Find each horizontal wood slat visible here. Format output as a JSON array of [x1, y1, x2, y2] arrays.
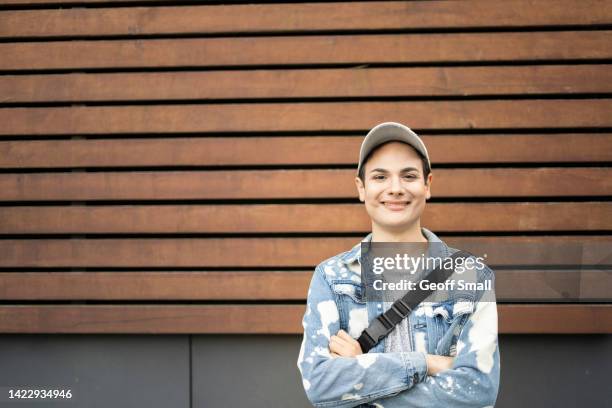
[[0, 271, 312, 300], [0, 304, 609, 333], [0, 270, 609, 301], [495, 270, 612, 301], [3, 65, 612, 103], [2, 100, 611, 135], [0, 305, 303, 334], [0, 237, 351, 268], [0, 168, 609, 201], [2, 1, 612, 37], [2, 134, 611, 168], [0, 0, 169, 3], [0, 203, 610, 233], [1, 31, 611, 71], [0, 236, 609, 268], [499, 304, 612, 333]]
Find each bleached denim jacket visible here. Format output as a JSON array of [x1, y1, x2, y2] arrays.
[[297, 228, 500, 407]]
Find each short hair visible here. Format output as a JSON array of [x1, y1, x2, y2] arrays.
[[357, 141, 431, 185]]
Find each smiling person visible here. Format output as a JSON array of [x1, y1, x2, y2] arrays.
[[297, 122, 500, 407]]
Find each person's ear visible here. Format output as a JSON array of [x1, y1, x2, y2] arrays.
[[425, 172, 433, 200], [355, 176, 365, 202]]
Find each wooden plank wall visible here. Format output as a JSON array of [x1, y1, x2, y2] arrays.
[[0, 0, 611, 333]]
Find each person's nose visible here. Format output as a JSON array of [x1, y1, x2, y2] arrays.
[[389, 175, 404, 195]]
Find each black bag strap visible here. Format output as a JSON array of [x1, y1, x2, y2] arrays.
[[357, 249, 472, 353]]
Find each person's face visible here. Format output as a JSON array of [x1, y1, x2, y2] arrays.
[[355, 141, 432, 232]]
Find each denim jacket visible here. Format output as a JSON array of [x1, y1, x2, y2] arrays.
[[297, 228, 500, 407]]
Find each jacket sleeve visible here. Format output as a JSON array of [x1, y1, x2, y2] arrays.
[[297, 264, 429, 408], [371, 268, 500, 408]]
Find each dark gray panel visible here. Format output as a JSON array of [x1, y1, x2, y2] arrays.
[[192, 335, 312, 408], [193, 334, 612, 408], [1, 334, 609, 407], [496, 334, 612, 408], [0, 335, 189, 408]]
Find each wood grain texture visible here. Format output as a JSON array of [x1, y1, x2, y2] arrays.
[[0, 304, 609, 333], [2, 100, 611, 135], [2, 65, 611, 103], [0, 304, 304, 334], [0, 236, 609, 268], [0, 0, 609, 338], [0, 270, 609, 301], [2, 1, 611, 37], [0, 0, 169, 3], [498, 304, 612, 334], [2, 134, 611, 168], [2, 31, 611, 70], [0, 203, 610, 233], [0, 168, 609, 201]]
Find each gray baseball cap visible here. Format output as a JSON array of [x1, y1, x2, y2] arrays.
[[357, 122, 430, 174]]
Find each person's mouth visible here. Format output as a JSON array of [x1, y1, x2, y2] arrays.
[[382, 201, 410, 211]]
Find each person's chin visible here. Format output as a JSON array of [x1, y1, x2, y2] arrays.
[[368, 207, 416, 227], [376, 215, 414, 230]]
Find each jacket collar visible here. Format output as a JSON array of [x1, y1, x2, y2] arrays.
[[340, 233, 372, 265]]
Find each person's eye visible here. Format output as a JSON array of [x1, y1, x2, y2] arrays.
[[403, 174, 417, 180], [372, 174, 386, 181]]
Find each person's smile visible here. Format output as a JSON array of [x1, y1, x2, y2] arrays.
[[381, 200, 411, 211]]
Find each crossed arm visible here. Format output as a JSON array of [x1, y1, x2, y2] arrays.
[[329, 329, 454, 376], [297, 265, 499, 408]]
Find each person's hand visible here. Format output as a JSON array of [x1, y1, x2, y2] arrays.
[[425, 354, 454, 375], [329, 330, 363, 358]]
